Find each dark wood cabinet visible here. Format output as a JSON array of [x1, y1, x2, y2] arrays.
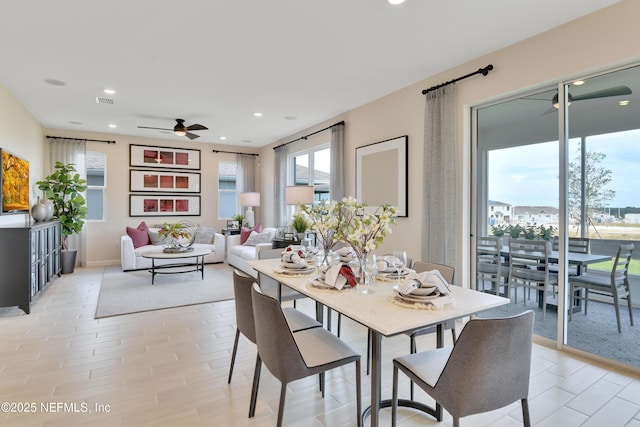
[[0, 221, 61, 314]]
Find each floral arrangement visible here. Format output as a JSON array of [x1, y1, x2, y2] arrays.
[[299, 200, 341, 253], [158, 222, 190, 247], [334, 197, 398, 259]]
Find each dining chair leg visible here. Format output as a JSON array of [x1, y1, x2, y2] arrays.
[[613, 291, 622, 333], [366, 329, 371, 375], [276, 382, 287, 427], [320, 372, 325, 397], [391, 364, 399, 427], [628, 293, 634, 326], [355, 359, 362, 427], [227, 329, 240, 383], [522, 397, 531, 427], [248, 355, 262, 418], [337, 313, 342, 337]]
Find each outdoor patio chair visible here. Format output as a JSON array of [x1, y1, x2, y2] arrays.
[[391, 310, 535, 427], [477, 236, 510, 296], [569, 243, 634, 333]]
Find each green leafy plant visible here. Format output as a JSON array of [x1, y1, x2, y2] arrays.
[[36, 162, 87, 250], [491, 224, 506, 238], [233, 214, 245, 224], [291, 212, 310, 234], [157, 222, 190, 242], [522, 225, 537, 240], [537, 224, 556, 241], [507, 224, 524, 239]]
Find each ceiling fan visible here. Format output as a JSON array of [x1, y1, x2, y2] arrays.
[[138, 119, 208, 140], [525, 85, 632, 115]]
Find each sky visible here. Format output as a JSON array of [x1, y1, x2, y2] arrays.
[[488, 129, 640, 208]]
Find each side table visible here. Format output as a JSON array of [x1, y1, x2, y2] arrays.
[[222, 228, 241, 260], [272, 237, 300, 249]]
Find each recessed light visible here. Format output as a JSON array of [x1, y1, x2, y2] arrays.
[[619, 100, 630, 106], [69, 121, 83, 125], [253, 112, 263, 117], [572, 80, 585, 86], [388, 0, 405, 5], [220, 136, 227, 140], [242, 139, 252, 143], [44, 79, 66, 86], [108, 124, 117, 128], [285, 116, 297, 120], [104, 89, 116, 95]]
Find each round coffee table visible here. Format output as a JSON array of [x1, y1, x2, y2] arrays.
[[142, 247, 212, 284]]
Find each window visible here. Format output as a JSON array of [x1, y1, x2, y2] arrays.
[[86, 151, 106, 221], [289, 145, 330, 204], [218, 161, 238, 219]]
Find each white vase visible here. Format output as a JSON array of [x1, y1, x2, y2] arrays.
[[41, 197, 54, 220], [31, 197, 47, 222]]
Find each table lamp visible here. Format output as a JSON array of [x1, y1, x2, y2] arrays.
[[239, 192, 260, 228]]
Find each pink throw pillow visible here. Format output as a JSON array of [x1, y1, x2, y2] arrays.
[[240, 224, 263, 244], [126, 221, 151, 248]]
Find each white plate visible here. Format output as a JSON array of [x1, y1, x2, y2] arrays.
[[308, 279, 349, 291], [274, 266, 315, 275], [411, 285, 437, 296], [393, 285, 440, 302], [379, 270, 411, 279], [282, 262, 307, 269]]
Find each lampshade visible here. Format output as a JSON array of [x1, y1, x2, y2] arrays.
[[285, 185, 314, 205], [239, 192, 261, 207]]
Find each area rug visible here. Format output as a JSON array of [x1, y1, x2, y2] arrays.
[[95, 264, 234, 318]]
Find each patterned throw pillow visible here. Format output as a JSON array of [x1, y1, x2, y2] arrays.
[[194, 224, 217, 244], [243, 230, 273, 246], [126, 221, 151, 249]]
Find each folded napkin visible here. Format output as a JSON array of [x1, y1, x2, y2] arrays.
[[376, 255, 402, 272], [321, 264, 357, 290], [281, 251, 306, 267], [400, 270, 451, 295], [335, 247, 356, 260]]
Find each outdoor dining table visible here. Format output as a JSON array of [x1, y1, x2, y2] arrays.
[[248, 258, 509, 427]]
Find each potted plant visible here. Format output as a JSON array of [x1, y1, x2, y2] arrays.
[[233, 213, 246, 227], [36, 162, 87, 274], [522, 225, 537, 240], [157, 222, 190, 250], [291, 212, 310, 241]]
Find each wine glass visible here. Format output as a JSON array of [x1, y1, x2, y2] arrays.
[[392, 250, 407, 272], [360, 253, 377, 294]]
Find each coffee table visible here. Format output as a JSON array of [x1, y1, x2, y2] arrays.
[[142, 247, 212, 284]]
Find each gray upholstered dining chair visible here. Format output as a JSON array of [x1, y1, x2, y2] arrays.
[[391, 310, 535, 427], [256, 247, 307, 305], [250, 283, 362, 427], [569, 243, 634, 333], [227, 270, 321, 418]]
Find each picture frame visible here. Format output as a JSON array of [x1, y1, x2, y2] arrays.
[[226, 220, 240, 230], [129, 169, 201, 193], [356, 135, 408, 217], [129, 195, 201, 217], [284, 232, 295, 241], [130, 144, 201, 170]]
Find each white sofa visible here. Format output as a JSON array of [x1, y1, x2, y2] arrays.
[[121, 232, 225, 271], [227, 227, 277, 277]]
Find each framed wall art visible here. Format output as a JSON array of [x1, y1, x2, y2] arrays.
[[356, 135, 408, 217], [129, 195, 201, 217], [130, 169, 201, 193], [130, 144, 201, 170]]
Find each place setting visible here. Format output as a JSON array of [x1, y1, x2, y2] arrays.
[[272, 247, 316, 276], [306, 264, 357, 292], [375, 251, 413, 281], [390, 269, 455, 310]]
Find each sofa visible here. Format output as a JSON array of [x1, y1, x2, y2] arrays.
[[121, 223, 225, 271], [227, 227, 277, 277]]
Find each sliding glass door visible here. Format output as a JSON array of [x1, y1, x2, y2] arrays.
[[474, 65, 640, 368]]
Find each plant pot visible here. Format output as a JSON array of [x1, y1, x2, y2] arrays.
[[61, 250, 77, 274]]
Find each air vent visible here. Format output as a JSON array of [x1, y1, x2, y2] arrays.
[[95, 97, 114, 104]]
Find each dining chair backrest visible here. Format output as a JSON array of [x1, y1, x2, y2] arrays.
[[250, 283, 310, 383], [612, 243, 634, 285], [412, 261, 455, 284], [553, 236, 590, 253], [435, 310, 534, 417], [509, 238, 553, 279], [232, 269, 257, 344]]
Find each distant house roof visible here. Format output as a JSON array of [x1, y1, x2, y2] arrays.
[[513, 206, 559, 215], [488, 200, 512, 207], [295, 164, 330, 183]]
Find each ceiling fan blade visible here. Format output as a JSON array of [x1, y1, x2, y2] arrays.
[[572, 85, 632, 101], [185, 132, 200, 140], [138, 126, 172, 131], [541, 106, 558, 116], [186, 123, 207, 131]]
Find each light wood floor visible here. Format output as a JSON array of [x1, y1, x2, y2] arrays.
[[1, 266, 640, 426]]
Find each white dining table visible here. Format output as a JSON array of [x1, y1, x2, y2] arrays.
[[248, 258, 510, 426]]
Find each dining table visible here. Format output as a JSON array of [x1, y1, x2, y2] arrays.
[[248, 258, 510, 427]]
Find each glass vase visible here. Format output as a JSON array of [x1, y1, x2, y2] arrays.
[[358, 252, 375, 293]]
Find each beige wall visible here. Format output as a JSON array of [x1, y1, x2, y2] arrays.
[[2, 1, 640, 274], [260, 0, 640, 283], [0, 84, 44, 227]]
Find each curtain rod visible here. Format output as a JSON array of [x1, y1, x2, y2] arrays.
[[46, 135, 116, 144], [212, 149, 259, 157], [421, 64, 494, 95], [272, 120, 345, 150]]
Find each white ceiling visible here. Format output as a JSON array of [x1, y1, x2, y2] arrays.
[[0, 0, 622, 147]]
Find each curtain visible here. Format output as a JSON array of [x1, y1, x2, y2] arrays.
[[274, 145, 288, 226], [422, 85, 458, 267], [236, 153, 256, 192], [330, 123, 345, 201], [46, 137, 87, 267]]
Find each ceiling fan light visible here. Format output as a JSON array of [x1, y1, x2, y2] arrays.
[[174, 129, 186, 136], [552, 93, 573, 109]]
